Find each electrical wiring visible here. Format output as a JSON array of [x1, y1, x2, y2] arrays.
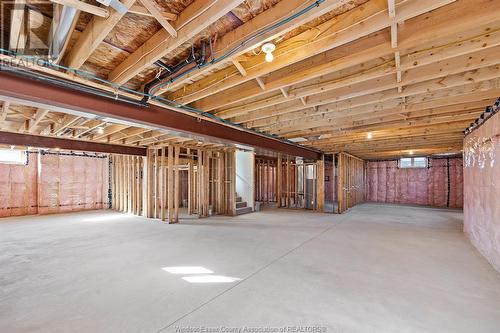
[[153, 0, 327, 91], [0, 0, 329, 149], [0, 48, 312, 147]]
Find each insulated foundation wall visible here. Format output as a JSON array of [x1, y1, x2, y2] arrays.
[[0, 152, 109, 218], [0, 153, 38, 217], [365, 158, 463, 208], [463, 110, 500, 273]]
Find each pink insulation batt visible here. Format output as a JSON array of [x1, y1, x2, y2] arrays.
[[0, 153, 38, 217], [463, 110, 500, 273], [365, 158, 463, 208], [0, 152, 109, 218]]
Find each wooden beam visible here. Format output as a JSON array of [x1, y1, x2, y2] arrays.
[[0, 102, 9, 122], [232, 60, 247, 76], [73, 119, 102, 138], [256, 77, 266, 90], [192, 0, 500, 113], [9, 0, 26, 51], [52, 115, 80, 135], [387, 0, 396, 18], [108, 127, 150, 143], [167, 145, 174, 223], [174, 145, 180, 223], [93, 124, 128, 141], [280, 87, 289, 99], [233, 51, 500, 126], [50, 0, 109, 17], [64, 0, 136, 69], [0, 131, 147, 155], [108, 0, 244, 85], [158, 0, 352, 96], [0, 70, 320, 159], [129, 4, 177, 19], [28, 108, 49, 133], [174, 0, 455, 107], [138, 0, 177, 37]]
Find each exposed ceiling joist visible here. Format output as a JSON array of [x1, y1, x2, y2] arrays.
[[0, 71, 321, 159], [156, 0, 354, 95], [0, 102, 9, 122], [208, 0, 500, 116], [64, 0, 136, 69], [28, 109, 50, 133], [50, 0, 109, 18], [174, 0, 455, 107], [138, 0, 177, 37], [108, 0, 244, 85]]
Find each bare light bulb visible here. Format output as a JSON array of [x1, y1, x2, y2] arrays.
[[261, 42, 276, 63], [409, 150, 414, 155], [367, 132, 373, 139]]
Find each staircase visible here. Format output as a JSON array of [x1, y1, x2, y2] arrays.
[[236, 194, 252, 215]]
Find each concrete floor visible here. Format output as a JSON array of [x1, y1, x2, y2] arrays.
[[1, 204, 500, 333]]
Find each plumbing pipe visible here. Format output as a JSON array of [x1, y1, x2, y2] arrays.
[[49, 6, 78, 62]]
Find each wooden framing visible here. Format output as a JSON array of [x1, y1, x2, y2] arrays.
[[138, 0, 177, 37], [111, 146, 238, 222], [9, 0, 26, 51], [50, 0, 109, 18], [3, 0, 500, 179], [111, 154, 145, 216], [316, 157, 325, 212], [64, 0, 136, 69], [335, 152, 365, 213], [255, 157, 277, 204], [108, 0, 244, 84]]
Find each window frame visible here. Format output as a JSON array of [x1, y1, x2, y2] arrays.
[[398, 156, 428, 169], [0, 149, 28, 165]]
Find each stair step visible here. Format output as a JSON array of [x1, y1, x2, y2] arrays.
[[236, 206, 252, 215], [236, 201, 247, 208]]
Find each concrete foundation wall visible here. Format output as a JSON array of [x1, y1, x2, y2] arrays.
[[463, 110, 500, 273], [365, 158, 463, 208], [0, 152, 109, 218]]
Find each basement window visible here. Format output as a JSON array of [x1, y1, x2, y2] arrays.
[[399, 157, 427, 169], [0, 149, 27, 165]]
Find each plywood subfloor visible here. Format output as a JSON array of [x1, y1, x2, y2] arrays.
[[1, 204, 499, 332]]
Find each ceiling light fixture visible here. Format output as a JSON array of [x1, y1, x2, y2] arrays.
[[261, 42, 276, 63], [367, 132, 373, 139], [409, 150, 414, 155]]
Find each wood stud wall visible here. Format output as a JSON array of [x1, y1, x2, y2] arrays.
[[111, 147, 237, 223], [111, 154, 143, 216], [336, 152, 365, 213], [256, 154, 322, 211], [255, 157, 277, 203]]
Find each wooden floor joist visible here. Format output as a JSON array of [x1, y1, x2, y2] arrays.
[[2, 0, 499, 196]]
